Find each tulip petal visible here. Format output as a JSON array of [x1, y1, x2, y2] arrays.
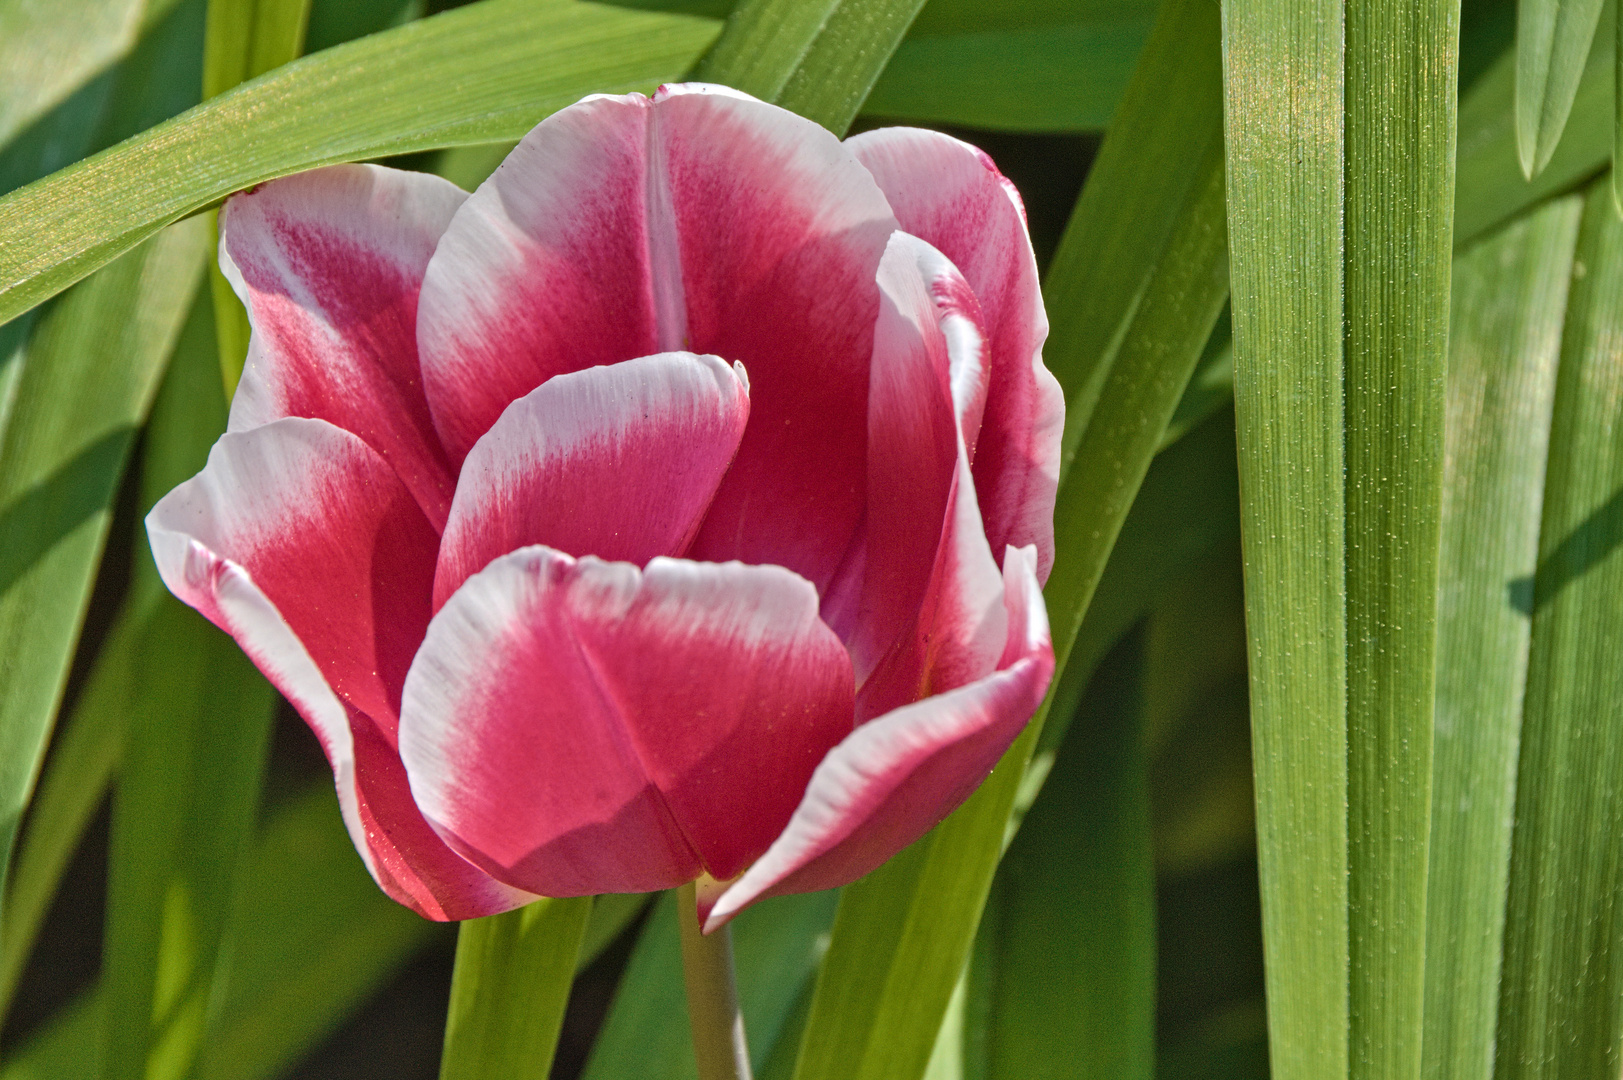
[[220, 164, 467, 529], [854, 232, 1007, 721], [433, 352, 750, 609], [417, 83, 897, 593], [705, 545, 1053, 930], [400, 547, 856, 896], [146, 418, 531, 920], [847, 129, 1063, 581]]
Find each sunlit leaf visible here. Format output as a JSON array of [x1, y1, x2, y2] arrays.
[[1221, 0, 1349, 1072], [1422, 193, 1582, 1080], [1515, 0, 1604, 177], [1495, 177, 1623, 1080]]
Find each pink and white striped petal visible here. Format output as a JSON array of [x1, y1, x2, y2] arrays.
[[853, 232, 1006, 722], [400, 547, 856, 895], [220, 165, 466, 529], [417, 84, 897, 594], [705, 545, 1053, 930], [847, 129, 1063, 581], [145, 419, 531, 920], [433, 352, 750, 609]]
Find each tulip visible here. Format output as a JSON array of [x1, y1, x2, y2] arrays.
[[147, 83, 1061, 929]]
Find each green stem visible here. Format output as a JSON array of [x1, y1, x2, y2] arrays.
[[677, 881, 752, 1080]]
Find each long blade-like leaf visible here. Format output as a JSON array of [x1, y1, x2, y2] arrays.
[[1422, 195, 1581, 1080], [1495, 177, 1623, 1080], [438, 899, 593, 1080], [0, 0, 144, 150], [981, 633, 1152, 1080], [1221, 0, 1348, 1075], [100, 278, 279, 1080], [0, 218, 207, 916], [0, 0, 721, 328], [1343, 0, 1457, 1075], [1455, 7, 1612, 248], [1515, 0, 1604, 177]]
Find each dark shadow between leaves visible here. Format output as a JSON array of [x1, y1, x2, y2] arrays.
[[0, 428, 135, 596], [1508, 482, 1623, 615]]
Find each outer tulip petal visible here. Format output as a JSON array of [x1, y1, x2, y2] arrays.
[[846, 129, 1063, 581], [146, 418, 531, 920], [400, 547, 856, 895], [854, 232, 1007, 721], [418, 83, 897, 593], [220, 164, 467, 529], [705, 545, 1053, 930], [433, 352, 750, 609]]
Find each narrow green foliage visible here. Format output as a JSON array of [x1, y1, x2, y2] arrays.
[[1495, 178, 1623, 1080], [1456, 8, 1612, 247], [1343, 1, 1458, 1075], [981, 632, 1153, 1080], [0, 0, 145, 149], [1423, 195, 1581, 1080], [204, 0, 311, 97], [0, 600, 137, 1023], [1516, 0, 1605, 177], [2, 784, 442, 1080], [1043, 0, 1226, 475], [0, 0, 722, 327], [101, 603, 277, 1080], [101, 279, 281, 1080], [1220, 0, 1348, 1075], [0, 219, 207, 919], [583, 891, 837, 1080], [439, 898, 592, 1080], [694, 0, 927, 134]]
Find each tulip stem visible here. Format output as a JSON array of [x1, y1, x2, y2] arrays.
[[677, 881, 753, 1080]]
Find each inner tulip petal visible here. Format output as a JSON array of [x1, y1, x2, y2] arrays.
[[417, 83, 898, 595], [400, 547, 856, 896], [433, 352, 751, 609], [847, 128, 1063, 581]]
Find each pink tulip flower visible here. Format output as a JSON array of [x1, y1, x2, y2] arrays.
[[147, 84, 1061, 928]]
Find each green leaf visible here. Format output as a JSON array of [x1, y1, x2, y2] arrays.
[[204, 0, 312, 97], [439, 899, 593, 1080], [0, 0, 722, 328], [582, 890, 837, 1080], [1422, 195, 1582, 1080], [787, 3, 1225, 1076], [862, 21, 1150, 133], [0, 218, 207, 920], [100, 277, 279, 1080], [196, 785, 442, 1080], [0, 0, 145, 150], [1494, 177, 1623, 1080], [1042, 0, 1225, 476], [979, 631, 1152, 1080], [1220, 0, 1349, 1074], [1455, 5, 1612, 248], [693, 0, 926, 133], [1343, 3, 1457, 1079], [1515, 0, 1605, 177]]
